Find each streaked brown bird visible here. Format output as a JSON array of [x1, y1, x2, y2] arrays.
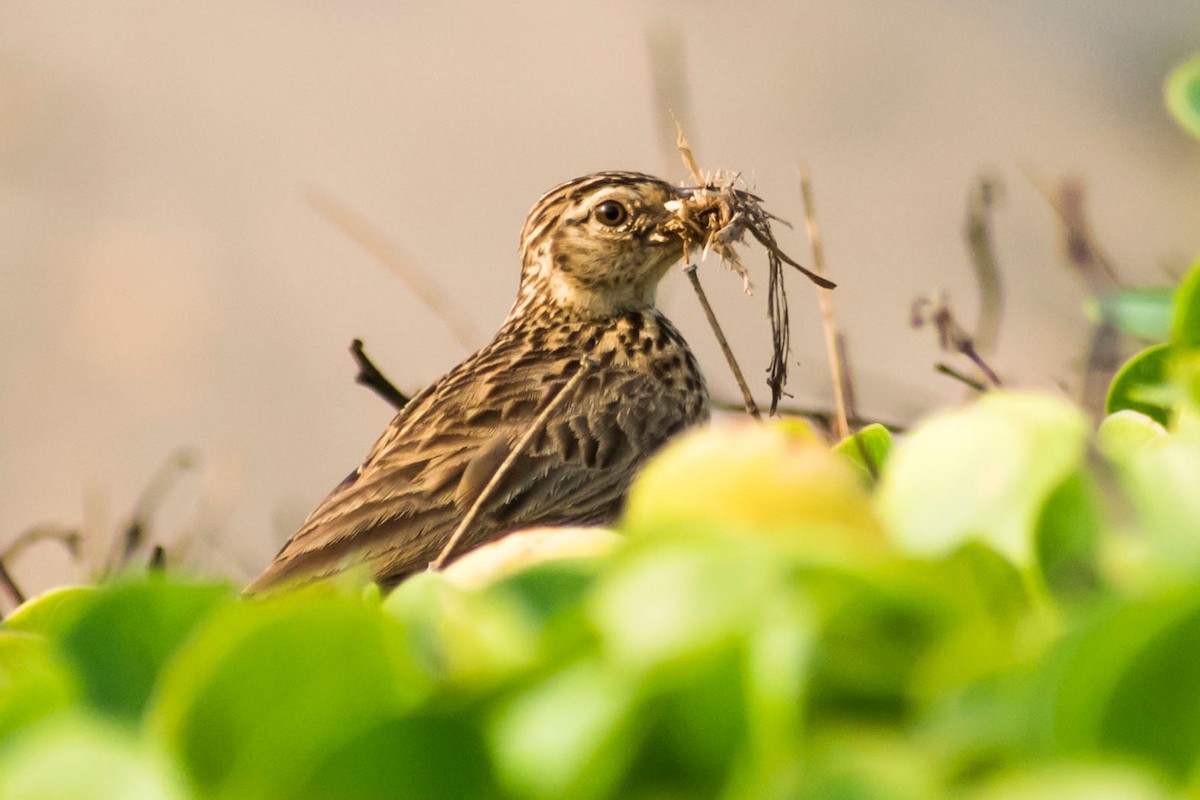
[[247, 172, 709, 593]]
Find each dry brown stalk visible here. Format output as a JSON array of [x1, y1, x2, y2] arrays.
[[684, 265, 761, 418], [799, 163, 851, 440]]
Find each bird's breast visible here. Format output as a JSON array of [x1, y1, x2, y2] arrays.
[[589, 311, 709, 421]]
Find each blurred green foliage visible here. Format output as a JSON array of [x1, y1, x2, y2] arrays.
[[0, 260, 1196, 799], [1166, 52, 1200, 141], [0, 60, 1198, 799]]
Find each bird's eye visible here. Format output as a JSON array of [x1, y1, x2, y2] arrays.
[[593, 200, 629, 227]]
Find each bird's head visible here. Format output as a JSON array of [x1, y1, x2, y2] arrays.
[[514, 171, 690, 317]]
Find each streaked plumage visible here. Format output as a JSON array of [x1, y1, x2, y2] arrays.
[[248, 172, 709, 592]]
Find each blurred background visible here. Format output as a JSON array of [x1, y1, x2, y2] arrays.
[[2, 0, 1198, 593]]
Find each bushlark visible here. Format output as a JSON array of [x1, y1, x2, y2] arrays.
[[248, 172, 710, 592]]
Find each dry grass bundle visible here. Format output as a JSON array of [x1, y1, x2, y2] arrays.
[[664, 124, 835, 413]]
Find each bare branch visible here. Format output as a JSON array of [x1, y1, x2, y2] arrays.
[[350, 338, 411, 411], [912, 294, 1003, 388]]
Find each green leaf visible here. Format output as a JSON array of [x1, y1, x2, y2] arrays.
[[150, 591, 428, 800], [876, 392, 1088, 564], [489, 658, 641, 800], [1120, 432, 1200, 573], [491, 559, 601, 629], [1097, 410, 1167, 463], [1165, 53, 1200, 141], [808, 571, 951, 721], [588, 541, 783, 673], [968, 764, 1171, 800], [1032, 471, 1105, 602], [1171, 260, 1200, 349], [298, 710, 499, 800], [3, 586, 99, 639], [619, 647, 752, 798], [1084, 288, 1175, 341], [0, 634, 78, 744], [808, 546, 1028, 722], [383, 571, 541, 686], [1044, 588, 1200, 780], [54, 578, 233, 722], [834, 423, 893, 482], [0, 715, 187, 800], [624, 421, 885, 564], [802, 729, 941, 800], [1105, 344, 1173, 427]]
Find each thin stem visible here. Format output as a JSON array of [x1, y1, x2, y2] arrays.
[[684, 264, 761, 419], [799, 163, 850, 440], [429, 360, 595, 570], [935, 362, 988, 392]]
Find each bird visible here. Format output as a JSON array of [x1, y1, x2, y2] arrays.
[[247, 171, 710, 593]]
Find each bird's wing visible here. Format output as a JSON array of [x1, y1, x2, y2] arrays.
[[246, 363, 695, 592]]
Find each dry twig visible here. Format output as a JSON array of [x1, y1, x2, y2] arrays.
[[351, 338, 411, 411], [912, 294, 1003, 388], [684, 265, 761, 418]]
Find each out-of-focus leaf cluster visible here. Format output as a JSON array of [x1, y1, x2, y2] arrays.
[[0, 260, 1198, 799]]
